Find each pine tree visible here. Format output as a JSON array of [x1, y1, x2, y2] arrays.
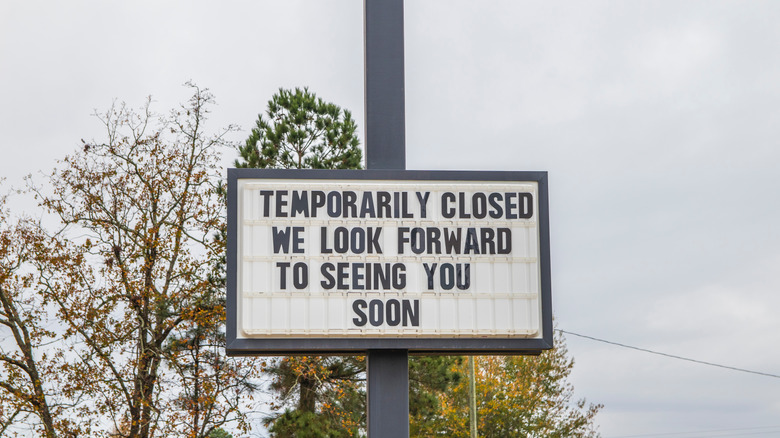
[[237, 87, 365, 437], [409, 356, 463, 433], [236, 87, 362, 170]]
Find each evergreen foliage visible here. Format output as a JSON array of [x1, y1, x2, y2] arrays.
[[236, 87, 366, 436], [409, 357, 462, 424], [209, 428, 234, 438], [236, 87, 362, 170], [263, 356, 366, 437]]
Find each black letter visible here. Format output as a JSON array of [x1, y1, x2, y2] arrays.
[[423, 263, 437, 290], [456, 263, 470, 290], [403, 300, 420, 327], [368, 227, 383, 254], [337, 262, 349, 290], [518, 193, 533, 219], [360, 192, 376, 218], [443, 228, 462, 254], [259, 190, 273, 217], [377, 192, 391, 218], [352, 300, 367, 326], [392, 263, 407, 289], [411, 227, 425, 254], [369, 300, 384, 326], [343, 191, 358, 217], [327, 192, 342, 217], [291, 191, 309, 217], [311, 191, 326, 217], [441, 192, 455, 218], [292, 227, 305, 254], [480, 228, 496, 254], [373, 263, 390, 290], [488, 193, 503, 218], [334, 227, 349, 253], [386, 299, 401, 326], [464, 228, 480, 254], [320, 263, 335, 289], [320, 227, 332, 253], [397, 227, 410, 254], [275, 190, 288, 217], [416, 191, 430, 218], [505, 193, 518, 219], [352, 263, 365, 290], [458, 192, 471, 219], [440, 263, 454, 290], [426, 227, 442, 254], [293, 262, 308, 289], [472, 193, 487, 219], [272, 227, 292, 254], [276, 262, 290, 289], [350, 227, 365, 254], [401, 192, 413, 218], [498, 228, 512, 254]]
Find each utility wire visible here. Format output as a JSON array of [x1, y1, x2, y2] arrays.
[[607, 424, 780, 438], [556, 329, 780, 379]]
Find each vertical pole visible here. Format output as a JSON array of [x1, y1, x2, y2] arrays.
[[367, 350, 409, 438], [469, 356, 478, 438], [364, 0, 406, 170], [364, 0, 408, 437]]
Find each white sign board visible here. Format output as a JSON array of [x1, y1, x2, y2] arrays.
[[228, 170, 551, 353]]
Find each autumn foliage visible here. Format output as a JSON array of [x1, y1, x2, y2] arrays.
[[0, 192, 66, 437], [0, 85, 258, 437], [411, 334, 602, 437]]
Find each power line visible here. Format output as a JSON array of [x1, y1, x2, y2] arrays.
[[607, 424, 780, 438], [556, 329, 780, 379]]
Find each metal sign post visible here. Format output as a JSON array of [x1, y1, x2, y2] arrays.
[[364, 0, 406, 171], [364, 0, 409, 436]]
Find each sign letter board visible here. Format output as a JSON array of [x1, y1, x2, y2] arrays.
[[226, 169, 552, 355]]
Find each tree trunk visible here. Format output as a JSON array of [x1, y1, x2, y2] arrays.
[[298, 377, 318, 413]]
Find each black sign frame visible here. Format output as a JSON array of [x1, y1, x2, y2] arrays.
[[226, 168, 552, 355]]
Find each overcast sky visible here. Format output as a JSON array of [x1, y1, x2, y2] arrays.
[[2, 1, 780, 437]]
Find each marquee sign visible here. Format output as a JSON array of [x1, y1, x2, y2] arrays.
[[226, 169, 552, 354]]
